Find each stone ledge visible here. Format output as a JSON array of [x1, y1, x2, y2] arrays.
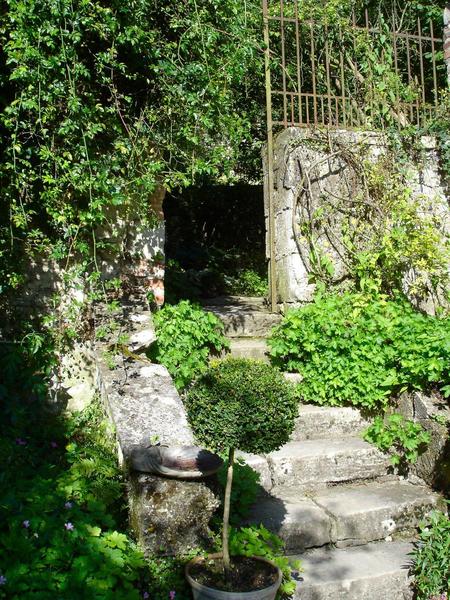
[[93, 301, 219, 555]]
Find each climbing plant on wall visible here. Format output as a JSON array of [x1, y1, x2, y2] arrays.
[[0, 0, 263, 301]]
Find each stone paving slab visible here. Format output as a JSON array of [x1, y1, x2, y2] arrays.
[[250, 481, 442, 552], [293, 541, 414, 600], [205, 306, 281, 337], [97, 360, 194, 464], [246, 493, 332, 552], [267, 439, 389, 487], [292, 405, 371, 441], [312, 480, 444, 547], [229, 338, 269, 361]]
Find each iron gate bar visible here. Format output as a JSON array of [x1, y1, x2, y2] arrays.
[[262, 0, 277, 313]]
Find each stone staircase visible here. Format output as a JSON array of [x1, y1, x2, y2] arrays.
[[204, 297, 445, 600]]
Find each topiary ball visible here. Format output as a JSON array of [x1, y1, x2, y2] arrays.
[[184, 357, 298, 455]]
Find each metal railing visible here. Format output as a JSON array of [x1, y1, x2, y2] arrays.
[[262, 2, 447, 312], [263, 2, 446, 131]]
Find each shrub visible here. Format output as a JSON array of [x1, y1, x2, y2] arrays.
[[185, 358, 298, 455], [268, 292, 450, 409], [411, 509, 450, 600], [148, 301, 229, 390], [185, 357, 298, 577]]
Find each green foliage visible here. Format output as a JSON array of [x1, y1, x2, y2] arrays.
[[0, 0, 263, 299], [364, 414, 431, 467], [185, 357, 298, 454], [411, 509, 450, 600], [217, 457, 261, 525], [148, 301, 229, 390], [0, 347, 143, 598], [229, 526, 302, 598], [269, 292, 450, 409], [225, 269, 268, 297]]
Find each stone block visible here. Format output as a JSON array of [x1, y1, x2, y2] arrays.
[[129, 473, 220, 556], [267, 440, 389, 488], [396, 391, 450, 491], [312, 480, 443, 546], [291, 405, 370, 441], [97, 360, 194, 461], [229, 338, 269, 361], [247, 491, 332, 552], [237, 452, 273, 491], [294, 541, 414, 600]]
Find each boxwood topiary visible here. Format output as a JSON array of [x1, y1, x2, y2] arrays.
[[184, 357, 298, 579]]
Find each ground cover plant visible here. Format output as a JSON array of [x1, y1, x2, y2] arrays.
[[268, 291, 450, 409], [184, 357, 298, 593], [148, 300, 229, 390], [363, 413, 431, 469], [0, 342, 194, 599], [411, 508, 450, 600]]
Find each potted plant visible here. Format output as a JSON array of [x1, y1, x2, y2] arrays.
[[184, 357, 298, 599]]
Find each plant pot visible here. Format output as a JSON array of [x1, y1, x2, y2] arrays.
[[185, 553, 282, 600]]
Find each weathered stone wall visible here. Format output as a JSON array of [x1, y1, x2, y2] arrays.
[[4, 188, 166, 333], [93, 302, 220, 556], [396, 391, 450, 493], [264, 128, 450, 311]]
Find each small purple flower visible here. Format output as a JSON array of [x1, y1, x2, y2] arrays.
[[15, 438, 27, 446], [22, 520, 30, 529], [169, 592, 176, 600], [64, 522, 75, 531], [0, 575, 6, 585], [50, 441, 58, 448], [143, 593, 150, 599], [64, 502, 73, 510]]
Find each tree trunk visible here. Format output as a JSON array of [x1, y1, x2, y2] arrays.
[[222, 447, 235, 576]]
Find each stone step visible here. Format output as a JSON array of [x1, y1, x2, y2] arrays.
[[292, 540, 414, 600], [202, 296, 268, 310], [205, 306, 281, 337], [228, 338, 269, 361], [292, 404, 371, 441], [246, 480, 442, 553], [267, 439, 389, 488]]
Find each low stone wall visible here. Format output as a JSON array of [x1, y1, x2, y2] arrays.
[[93, 302, 220, 556]]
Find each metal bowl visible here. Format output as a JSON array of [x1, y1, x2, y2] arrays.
[[129, 445, 223, 479]]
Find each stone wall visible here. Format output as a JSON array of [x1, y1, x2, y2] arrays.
[[93, 302, 220, 556], [263, 128, 450, 311], [4, 188, 166, 333]]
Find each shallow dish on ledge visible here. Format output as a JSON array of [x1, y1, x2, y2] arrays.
[[129, 445, 223, 479]]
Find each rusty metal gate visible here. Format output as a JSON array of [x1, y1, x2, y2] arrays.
[[262, 1, 447, 311]]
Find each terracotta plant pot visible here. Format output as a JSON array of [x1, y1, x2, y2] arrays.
[[185, 553, 283, 600]]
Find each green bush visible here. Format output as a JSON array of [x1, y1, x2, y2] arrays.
[[411, 509, 450, 600], [184, 358, 298, 455], [268, 292, 450, 409], [148, 301, 229, 390]]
